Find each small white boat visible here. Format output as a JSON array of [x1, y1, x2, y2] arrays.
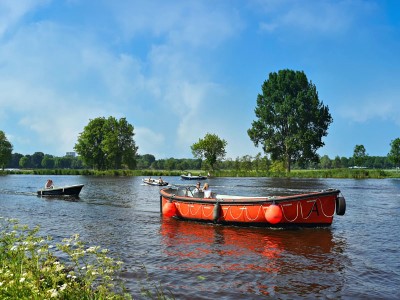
[[180, 174, 207, 180], [142, 178, 168, 186]]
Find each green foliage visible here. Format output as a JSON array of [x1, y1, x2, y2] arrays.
[[74, 117, 138, 170], [31, 152, 44, 168], [248, 69, 332, 173], [269, 160, 284, 172], [0, 218, 131, 299], [19, 156, 30, 168], [388, 138, 400, 168], [41, 154, 55, 169], [136, 154, 156, 169], [0, 130, 13, 170], [353, 144, 367, 167], [191, 133, 227, 171]]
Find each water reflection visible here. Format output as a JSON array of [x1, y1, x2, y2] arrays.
[[160, 218, 347, 298]]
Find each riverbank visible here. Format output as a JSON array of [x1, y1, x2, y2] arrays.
[[1, 168, 399, 179], [0, 218, 132, 299]]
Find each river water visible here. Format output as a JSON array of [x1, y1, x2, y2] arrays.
[[1, 175, 399, 299]]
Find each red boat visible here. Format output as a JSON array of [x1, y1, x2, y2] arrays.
[[159, 187, 346, 227]]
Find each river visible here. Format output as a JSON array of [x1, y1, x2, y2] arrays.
[[1, 175, 399, 299]]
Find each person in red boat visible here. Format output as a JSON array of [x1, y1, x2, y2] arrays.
[[203, 183, 212, 198], [193, 182, 201, 194]]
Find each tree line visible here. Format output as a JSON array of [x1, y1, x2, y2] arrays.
[[1, 69, 400, 172], [2, 138, 399, 172]]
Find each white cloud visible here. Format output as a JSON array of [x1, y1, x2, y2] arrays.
[[255, 0, 376, 35], [0, 13, 159, 154], [0, 0, 48, 37], [135, 127, 165, 157], [108, 1, 242, 48], [338, 90, 400, 125]]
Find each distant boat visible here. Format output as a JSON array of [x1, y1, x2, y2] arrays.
[[142, 178, 168, 186], [37, 184, 84, 197], [180, 174, 207, 180], [160, 186, 346, 227]]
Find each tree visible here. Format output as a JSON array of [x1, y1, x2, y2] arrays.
[[55, 156, 72, 169], [191, 133, 227, 171], [320, 155, 332, 169], [101, 117, 138, 169], [353, 144, 367, 167], [333, 156, 342, 168], [19, 156, 30, 168], [0, 130, 13, 170], [341, 157, 349, 168], [8, 153, 23, 168], [41, 155, 55, 169], [74, 117, 138, 170], [31, 152, 44, 168], [248, 69, 332, 173], [136, 154, 156, 169], [388, 138, 400, 168], [75, 117, 107, 169]]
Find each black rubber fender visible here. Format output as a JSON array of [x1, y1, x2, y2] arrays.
[[336, 196, 346, 215], [213, 202, 221, 223]]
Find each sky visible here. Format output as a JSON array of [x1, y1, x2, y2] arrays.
[[1, 0, 399, 160]]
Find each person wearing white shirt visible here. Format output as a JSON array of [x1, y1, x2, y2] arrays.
[[203, 183, 212, 198]]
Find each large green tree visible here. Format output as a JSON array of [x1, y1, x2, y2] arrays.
[[191, 133, 227, 171], [248, 69, 332, 172], [388, 138, 400, 168], [74, 117, 138, 170], [353, 144, 367, 167], [0, 130, 13, 170]]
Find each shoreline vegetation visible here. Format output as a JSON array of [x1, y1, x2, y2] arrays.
[[0, 218, 172, 299], [1, 168, 399, 179]]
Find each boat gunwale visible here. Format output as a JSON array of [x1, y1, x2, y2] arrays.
[[37, 184, 85, 192], [37, 184, 84, 196], [160, 188, 340, 205]]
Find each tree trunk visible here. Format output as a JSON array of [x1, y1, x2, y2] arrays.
[[286, 155, 291, 173]]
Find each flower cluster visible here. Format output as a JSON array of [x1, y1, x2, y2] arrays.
[[0, 217, 131, 299]]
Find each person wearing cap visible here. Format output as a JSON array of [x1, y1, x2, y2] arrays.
[[193, 182, 201, 194]]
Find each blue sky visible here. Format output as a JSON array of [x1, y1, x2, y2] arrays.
[[1, 0, 399, 160]]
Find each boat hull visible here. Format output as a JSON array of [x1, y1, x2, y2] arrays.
[[142, 179, 168, 186], [37, 184, 84, 196], [160, 188, 345, 227], [180, 175, 207, 180]]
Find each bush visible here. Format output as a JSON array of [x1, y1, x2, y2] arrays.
[[0, 217, 131, 299]]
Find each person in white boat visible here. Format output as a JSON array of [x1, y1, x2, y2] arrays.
[[158, 177, 164, 184], [45, 179, 54, 189], [203, 183, 212, 198]]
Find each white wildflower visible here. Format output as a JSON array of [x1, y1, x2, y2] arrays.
[[49, 288, 58, 298], [87, 246, 99, 253]]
